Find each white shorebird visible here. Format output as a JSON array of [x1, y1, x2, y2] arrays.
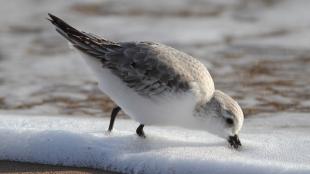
[[48, 14, 244, 149]]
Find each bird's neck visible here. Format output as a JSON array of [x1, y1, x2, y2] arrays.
[[180, 98, 221, 133]]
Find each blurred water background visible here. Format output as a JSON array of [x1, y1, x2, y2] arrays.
[[0, 0, 309, 117]]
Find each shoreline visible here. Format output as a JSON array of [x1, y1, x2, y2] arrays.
[[0, 160, 119, 174]]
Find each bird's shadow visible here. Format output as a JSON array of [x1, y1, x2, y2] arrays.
[[24, 129, 225, 155], [92, 131, 225, 153]]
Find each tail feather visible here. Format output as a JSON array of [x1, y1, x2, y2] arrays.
[[47, 13, 120, 56], [48, 13, 84, 42]]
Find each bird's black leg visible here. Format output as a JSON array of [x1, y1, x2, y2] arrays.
[[108, 106, 121, 132], [136, 124, 146, 138]]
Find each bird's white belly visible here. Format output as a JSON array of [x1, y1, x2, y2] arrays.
[[81, 55, 197, 126]]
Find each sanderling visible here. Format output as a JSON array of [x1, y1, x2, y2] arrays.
[[48, 14, 244, 149]]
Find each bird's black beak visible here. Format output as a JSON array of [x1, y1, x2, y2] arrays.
[[228, 135, 242, 149]]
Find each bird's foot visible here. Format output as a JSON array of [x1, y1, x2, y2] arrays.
[[136, 124, 146, 138], [104, 130, 112, 136]]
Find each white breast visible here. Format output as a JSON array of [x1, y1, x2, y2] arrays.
[[80, 54, 198, 127]]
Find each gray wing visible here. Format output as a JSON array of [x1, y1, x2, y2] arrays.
[[48, 14, 206, 97], [102, 42, 191, 96]]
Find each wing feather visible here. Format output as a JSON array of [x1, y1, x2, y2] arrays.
[[48, 14, 206, 97]]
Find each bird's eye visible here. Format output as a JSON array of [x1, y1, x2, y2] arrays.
[[226, 118, 234, 125]]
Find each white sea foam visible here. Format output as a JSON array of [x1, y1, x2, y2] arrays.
[[0, 113, 309, 174]]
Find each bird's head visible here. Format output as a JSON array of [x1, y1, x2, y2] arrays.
[[196, 90, 244, 149]]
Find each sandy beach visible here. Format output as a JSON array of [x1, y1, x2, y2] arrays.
[[0, 160, 118, 174]]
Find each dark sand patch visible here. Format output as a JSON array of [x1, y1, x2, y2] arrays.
[[0, 160, 120, 174]]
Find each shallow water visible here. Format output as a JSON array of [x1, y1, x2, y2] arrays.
[[0, 0, 309, 117]]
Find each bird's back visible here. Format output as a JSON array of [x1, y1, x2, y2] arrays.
[[114, 42, 215, 101], [48, 14, 214, 103]]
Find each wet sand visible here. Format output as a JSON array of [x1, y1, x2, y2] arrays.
[[0, 160, 118, 174]]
